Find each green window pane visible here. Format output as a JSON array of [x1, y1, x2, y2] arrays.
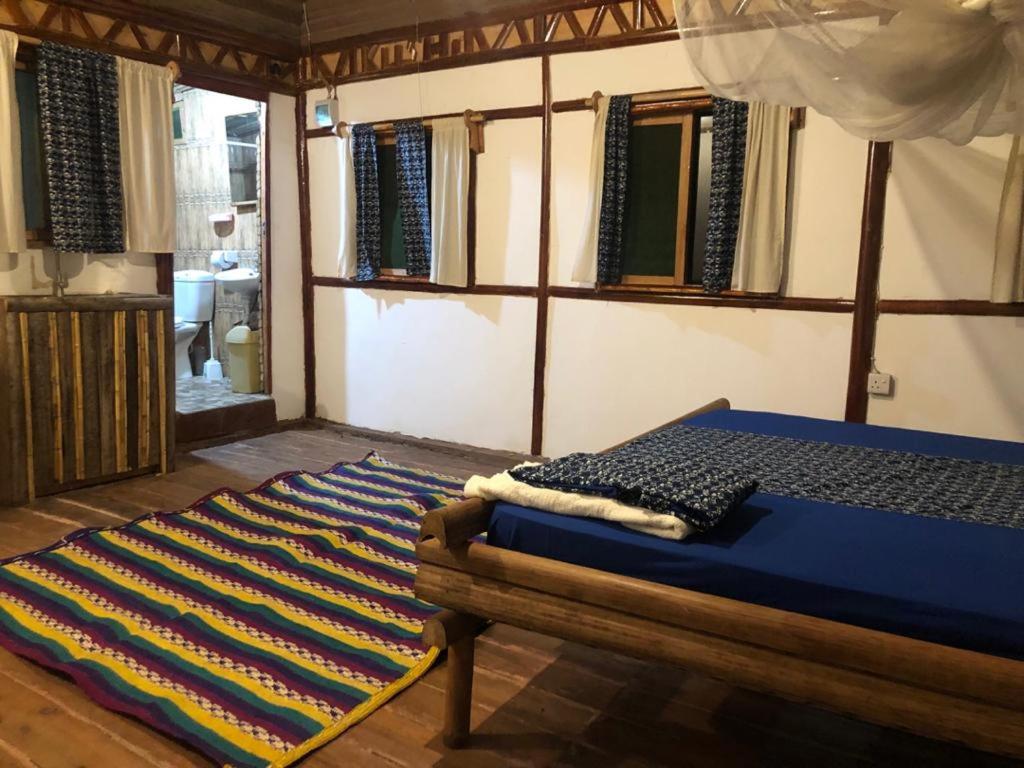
[[377, 143, 406, 271], [620, 122, 683, 278], [172, 105, 184, 140], [15, 70, 46, 232], [378, 134, 431, 272]]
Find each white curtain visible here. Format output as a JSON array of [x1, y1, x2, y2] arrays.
[[992, 134, 1024, 302], [571, 96, 610, 285], [117, 57, 175, 252], [430, 117, 470, 287], [335, 133, 358, 279], [732, 103, 791, 293], [675, 0, 1024, 145], [0, 31, 25, 254]]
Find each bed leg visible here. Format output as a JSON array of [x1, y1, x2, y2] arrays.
[[443, 633, 475, 748]]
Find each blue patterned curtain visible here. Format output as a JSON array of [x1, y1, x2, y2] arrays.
[[393, 119, 431, 276], [37, 42, 123, 253], [702, 97, 749, 294], [596, 95, 632, 285], [351, 124, 381, 281]]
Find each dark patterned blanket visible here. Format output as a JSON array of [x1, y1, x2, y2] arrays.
[[511, 425, 1024, 531]]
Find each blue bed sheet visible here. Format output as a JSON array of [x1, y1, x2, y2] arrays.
[[487, 411, 1024, 660]]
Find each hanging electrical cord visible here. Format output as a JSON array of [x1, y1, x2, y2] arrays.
[[301, 1, 334, 98], [411, 0, 424, 120]]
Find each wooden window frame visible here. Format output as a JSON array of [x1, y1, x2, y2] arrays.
[[616, 98, 709, 291], [373, 131, 429, 283], [610, 98, 798, 298], [619, 109, 701, 289], [370, 127, 479, 286]]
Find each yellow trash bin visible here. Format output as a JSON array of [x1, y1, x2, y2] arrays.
[[225, 325, 261, 393]]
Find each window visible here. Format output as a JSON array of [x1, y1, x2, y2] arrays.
[[377, 132, 432, 279], [224, 111, 260, 206], [14, 66, 48, 243], [619, 103, 712, 288], [172, 102, 185, 143]]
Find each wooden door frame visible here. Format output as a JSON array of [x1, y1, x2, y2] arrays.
[[173, 74, 274, 398]]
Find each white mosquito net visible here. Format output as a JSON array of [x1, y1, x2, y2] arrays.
[[674, 0, 1023, 144]]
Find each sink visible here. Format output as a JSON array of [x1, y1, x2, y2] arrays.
[[214, 268, 260, 298]]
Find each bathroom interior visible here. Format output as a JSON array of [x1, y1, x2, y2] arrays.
[[171, 84, 271, 418]]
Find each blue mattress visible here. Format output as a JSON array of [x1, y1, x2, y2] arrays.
[[488, 411, 1024, 660]]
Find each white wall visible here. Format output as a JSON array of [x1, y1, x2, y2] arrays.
[[548, 50, 866, 299], [305, 58, 542, 130], [864, 135, 1024, 441], [549, 41, 698, 101], [474, 118, 543, 287], [784, 111, 867, 299], [306, 58, 546, 452], [870, 314, 1024, 441], [544, 299, 852, 456], [314, 287, 535, 452], [542, 43, 861, 455], [308, 136, 344, 279], [0, 251, 156, 296], [309, 117, 544, 286], [303, 38, 1022, 455], [305, 41, 869, 455], [880, 135, 1012, 302], [268, 93, 305, 421]]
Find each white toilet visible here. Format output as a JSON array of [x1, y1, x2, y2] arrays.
[[173, 270, 215, 380]]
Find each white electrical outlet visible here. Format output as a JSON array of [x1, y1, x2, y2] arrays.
[[867, 372, 894, 396]]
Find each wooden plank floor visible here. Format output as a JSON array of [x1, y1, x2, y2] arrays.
[[0, 427, 1017, 768]]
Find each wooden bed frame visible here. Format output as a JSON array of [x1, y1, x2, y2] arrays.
[[414, 399, 1024, 758]]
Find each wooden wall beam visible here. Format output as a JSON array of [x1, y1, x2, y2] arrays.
[[845, 141, 893, 423], [54, 0, 297, 59], [155, 253, 173, 297], [297, 92, 316, 420], [301, 0, 679, 89], [0, 0, 296, 93], [877, 299, 1024, 317], [531, 55, 553, 457], [550, 286, 854, 313]]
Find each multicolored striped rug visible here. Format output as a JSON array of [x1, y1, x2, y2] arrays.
[[0, 453, 464, 767]]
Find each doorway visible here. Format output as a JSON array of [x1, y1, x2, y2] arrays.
[[171, 82, 275, 440]]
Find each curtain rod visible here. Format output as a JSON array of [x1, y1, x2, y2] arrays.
[[11, 32, 180, 80], [334, 109, 485, 137], [582, 87, 710, 111]]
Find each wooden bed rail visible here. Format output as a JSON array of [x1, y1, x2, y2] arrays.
[[415, 542, 1024, 757], [416, 537, 1024, 716], [418, 497, 494, 549]]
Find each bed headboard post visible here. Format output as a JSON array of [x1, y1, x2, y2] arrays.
[[418, 497, 495, 549]]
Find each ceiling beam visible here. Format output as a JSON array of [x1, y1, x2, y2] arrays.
[[0, 0, 297, 93], [54, 0, 300, 59], [301, 0, 679, 89]]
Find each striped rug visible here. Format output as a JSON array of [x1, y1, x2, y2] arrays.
[[0, 453, 464, 767]]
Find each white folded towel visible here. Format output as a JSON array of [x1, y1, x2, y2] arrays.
[[464, 463, 694, 541]]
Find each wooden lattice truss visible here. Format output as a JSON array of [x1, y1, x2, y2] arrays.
[[0, 0, 296, 92], [303, 0, 683, 87]]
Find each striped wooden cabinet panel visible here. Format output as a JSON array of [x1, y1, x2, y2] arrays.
[[0, 295, 175, 507]]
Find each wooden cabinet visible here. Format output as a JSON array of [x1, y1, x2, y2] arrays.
[[0, 295, 175, 507]]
